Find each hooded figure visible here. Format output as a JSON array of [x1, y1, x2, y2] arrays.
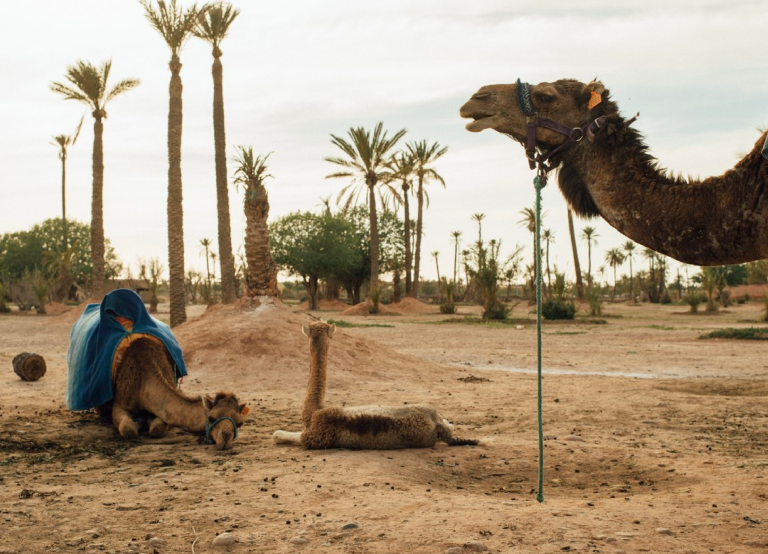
[[67, 289, 187, 411]]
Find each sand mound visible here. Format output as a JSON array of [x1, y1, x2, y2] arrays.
[[173, 297, 435, 391], [42, 302, 71, 315], [389, 297, 436, 314], [297, 298, 351, 311], [728, 284, 766, 300], [56, 297, 99, 324], [340, 301, 402, 316]]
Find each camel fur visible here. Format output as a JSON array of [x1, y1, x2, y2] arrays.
[[273, 321, 477, 449], [460, 79, 768, 266], [97, 337, 246, 450]]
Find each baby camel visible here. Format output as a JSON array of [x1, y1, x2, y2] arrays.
[[99, 337, 247, 451], [273, 321, 476, 449]]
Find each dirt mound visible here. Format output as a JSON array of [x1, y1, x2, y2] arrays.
[[173, 297, 434, 391], [339, 301, 402, 316], [297, 298, 351, 311], [389, 297, 437, 314], [729, 284, 767, 300], [55, 297, 99, 325], [42, 302, 71, 315]]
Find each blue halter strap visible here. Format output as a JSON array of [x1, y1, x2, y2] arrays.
[[204, 416, 239, 445]]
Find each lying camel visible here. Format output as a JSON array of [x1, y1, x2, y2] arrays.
[[273, 321, 476, 449], [97, 337, 247, 451]]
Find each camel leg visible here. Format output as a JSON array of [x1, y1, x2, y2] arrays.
[[112, 406, 139, 439], [272, 430, 302, 445], [148, 416, 169, 438]]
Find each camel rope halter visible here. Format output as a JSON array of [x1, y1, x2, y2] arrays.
[[203, 415, 239, 445]]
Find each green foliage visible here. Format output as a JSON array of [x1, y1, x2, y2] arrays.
[[483, 302, 509, 320], [587, 286, 602, 316], [542, 297, 576, 320], [465, 238, 521, 321], [685, 292, 704, 313], [439, 279, 457, 314], [699, 327, 768, 340], [368, 285, 381, 314], [326, 319, 393, 329], [746, 260, 768, 285]]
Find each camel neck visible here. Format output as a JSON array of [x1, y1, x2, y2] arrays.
[[302, 336, 328, 428], [141, 372, 206, 433], [558, 125, 768, 265]]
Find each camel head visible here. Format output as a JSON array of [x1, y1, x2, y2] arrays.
[[202, 392, 248, 451], [460, 79, 607, 146], [302, 321, 336, 340]]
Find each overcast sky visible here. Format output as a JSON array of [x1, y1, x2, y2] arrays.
[[1, 0, 767, 285]]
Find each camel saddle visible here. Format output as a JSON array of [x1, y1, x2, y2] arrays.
[[66, 289, 188, 411]]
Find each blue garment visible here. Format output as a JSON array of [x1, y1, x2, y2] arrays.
[[66, 289, 188, 411]]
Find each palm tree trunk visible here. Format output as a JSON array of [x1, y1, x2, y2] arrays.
[[211, 51, 237, 304], [243, 182, 279, 297], [567, 209, 584, 300], [587, 243, 592, 291], [167, 55, 187, 327], [61, 151, 68, 251], [402, 183, 412, 296], [368, 182, 380, 293], [413, 178, 424, 297], [453, 241, 458, 295], [91, 115, 105, 299], [434, 255, 441, 302], [629, 257, 634, 301], [545, 239, 552, 295]]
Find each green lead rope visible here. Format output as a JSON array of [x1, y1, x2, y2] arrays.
[[534, 174, 546, 504]]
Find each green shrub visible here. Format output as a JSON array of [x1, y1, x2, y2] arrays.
[[482, 302, 509, 320], [542, 298, 576, 320], [368, 286, 381, 314], [685, 292, 704, 313]]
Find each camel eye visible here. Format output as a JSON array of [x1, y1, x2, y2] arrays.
[[538, 93, 555, 104]]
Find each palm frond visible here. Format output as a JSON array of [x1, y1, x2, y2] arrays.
[[141, 0, 202, 55], [106, 78, 141, 103], [50, 82, 93, 106], [72, 115, 85, 145], [193, 2, 240, 47]]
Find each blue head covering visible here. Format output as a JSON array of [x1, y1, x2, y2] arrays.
[[66, 289, 188, 411]]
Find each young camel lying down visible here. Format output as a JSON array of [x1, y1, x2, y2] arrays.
[[273, 321, 477, 449]]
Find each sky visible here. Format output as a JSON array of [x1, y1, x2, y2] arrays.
[[1, 0, 767, 285]]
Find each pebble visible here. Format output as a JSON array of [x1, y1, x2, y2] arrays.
[[615, 532, 635, 539], [563, 435, 585, 443], [341, 523, 359, 530], [148, 537, 165, 548], [212, 532, 237, 546], [289, 536, 309, 545], [84, 529, 99, 538], [445, 548, 464, 554], [656, 528, 673, 535], [464, 542, 489, 552]]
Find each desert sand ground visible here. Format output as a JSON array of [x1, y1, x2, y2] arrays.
[[0, 297, 766, 554]]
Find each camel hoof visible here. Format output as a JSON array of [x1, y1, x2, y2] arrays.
[[149, 419, 169, 438], [118, 420, 139, 439]]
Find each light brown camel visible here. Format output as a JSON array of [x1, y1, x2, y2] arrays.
[[273, 321, 477, 449], [97, 337, 247, 450], [460, 79, 768, 266]]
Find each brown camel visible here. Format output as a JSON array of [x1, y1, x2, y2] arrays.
[[273, 321, 477, 449], [460, 79, 768, 266], [97, 337, 247, 450]]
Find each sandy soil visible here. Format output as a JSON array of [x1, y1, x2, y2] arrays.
[[1, 299, 767, 553]]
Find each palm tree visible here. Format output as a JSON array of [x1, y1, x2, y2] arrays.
[[518, 207, 537, 284], [451, 230, 462, 296], [580, 226, 599, 290], [325, 122, 406, 293], [542, 229, 554, 295], [140, 0, 201, 326], [567, 209, 585, 300], [193, 2, 240, 304], [432, 251, 441, 301], [199, 237, 213, 284], [50, 60, 139, 299], [471, 213, 486, 245], [390, 151, 416, 296], [233, 147, 279, 297], [210, 251, 218, 282], [623, 240, 637, 301], [408, 140, 447, 297], [605, 247, 626, 300], [51, 116, 84, 251]]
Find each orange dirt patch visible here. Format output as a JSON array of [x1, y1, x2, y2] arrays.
[[389, 297, 437, 314], [297, 298, 351, 311], [339, 301, 402, 316], [729, 284, 767, 300], [42, 302, 71, 315]]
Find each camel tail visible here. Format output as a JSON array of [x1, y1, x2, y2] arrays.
[[438, 418, 478, 446], [444, 436, 480, 447]]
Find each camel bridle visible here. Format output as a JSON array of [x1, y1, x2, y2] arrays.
[[204, 415, 239, 444], [514, 78, 607, 180]]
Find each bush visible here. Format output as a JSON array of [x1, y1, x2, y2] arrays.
[[482, 302, 509, 320], [542, 298, 576, 320], [685, 292, 704, 313], [368, 286, 381, 314], [588, 287, 602, 316]]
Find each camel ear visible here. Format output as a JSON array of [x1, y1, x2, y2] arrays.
[[585, 79, 605, 109], [240, 404, 250, 416], [301, 324, 310, 338], [327, 324, 336, 338], [202, 395, 214, 411]]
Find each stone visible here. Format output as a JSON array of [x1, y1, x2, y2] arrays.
[[656, 528, 673, 535], [615, 532, 635, 539], [212, 532, 237, 546], [564, 435, 585, 442], [464, 542, 489, 552], [148, 537, 165, 548], [290, 536, 309, 545], [341, 523, 359, 530], [445, 548, 464, 554]]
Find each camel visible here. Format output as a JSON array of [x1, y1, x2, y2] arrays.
[[97, 337, 247, 451], [273, 321, 477, 449], [460, 78, 768, 266]]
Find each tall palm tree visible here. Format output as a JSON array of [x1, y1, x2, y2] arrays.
[[408, 140, 447, 297], [580, 226, 599, 290], [233, 147, 279, 297], [567, 209, 585, 300], [141, 0, 201, 326], [199, 237, 213, 284], [542, 229, 554, 295], [471, 213, 486, 245], [193, 2, 240, 304], [605, 247, 626, 300], [51, 115, 84, 251], [518, 207, 537, 283], [50, 61, 139, 299], [451, 230, 462, 295], [325, 122, 406, 293], [432, 251, 441, 301], [390, 151, 416, 296], [623, 240, 637, 301]]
